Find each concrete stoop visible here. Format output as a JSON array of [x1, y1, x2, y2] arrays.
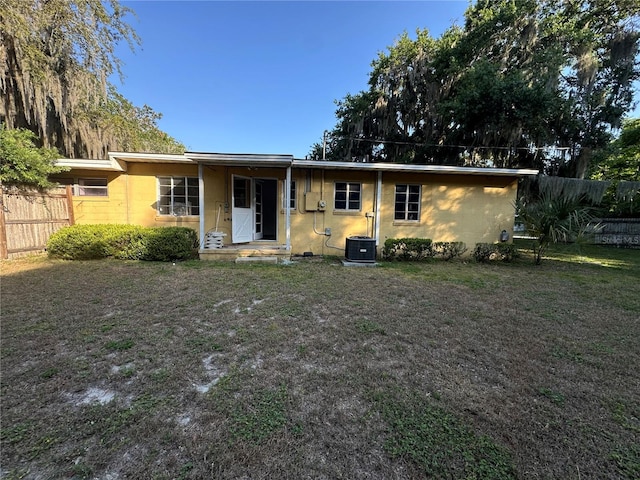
[[234, 256, 279, 264], [341, 259, 379, 267]]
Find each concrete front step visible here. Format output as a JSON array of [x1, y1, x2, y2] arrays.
[[199, 247, 290, 262], [234, 256, 279, 264]]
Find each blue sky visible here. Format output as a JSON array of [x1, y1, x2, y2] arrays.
[[114, 1, 470, 157]]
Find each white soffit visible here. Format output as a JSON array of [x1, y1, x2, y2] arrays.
[[58, 151, 538, 177], [292, 159, 539, 177], [108, 152, 192, 164], [186, 152, 294, 167], [55, 157, 126, 172]]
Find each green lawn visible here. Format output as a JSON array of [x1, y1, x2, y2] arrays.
[[1, 244, 638, 479]]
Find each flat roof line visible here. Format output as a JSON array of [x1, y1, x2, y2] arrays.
[[58, 152, 539, 177], [291, 159, 538, 176]]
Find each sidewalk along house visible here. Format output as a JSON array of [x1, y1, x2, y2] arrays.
[[53, 152, 538, 261]]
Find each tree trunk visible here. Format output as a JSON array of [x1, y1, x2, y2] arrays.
[[573, 146, 592, 179]]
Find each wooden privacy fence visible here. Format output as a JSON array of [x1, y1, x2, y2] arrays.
[[0, 185, 74, 259]]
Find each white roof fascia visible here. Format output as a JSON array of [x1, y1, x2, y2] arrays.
[[58, 151, 538, 177], [55, 157, 126, 172], [108, 152, 192, 164], [291, 159, 538, 177], [186, 152, 294, 167]]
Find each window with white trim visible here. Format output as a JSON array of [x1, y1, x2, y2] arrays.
[[282, 180, 297, 209], [394, 184, 421, 221], [157, 176, 199, 216], [78, 178, 108, 196], [57, 177, 108, 196], [334, 182, 361, 211]]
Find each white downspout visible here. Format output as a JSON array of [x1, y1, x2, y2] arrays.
[[198, 163, 205, 250], [285, 165, 291, 251], [375, 171, 382, 252]]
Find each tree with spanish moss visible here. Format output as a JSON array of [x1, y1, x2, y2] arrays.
[[313, 0, 640, 178], [0, 0, 184, 158]]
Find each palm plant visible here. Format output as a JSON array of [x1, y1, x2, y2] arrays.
[[516, 193, 595, 264]]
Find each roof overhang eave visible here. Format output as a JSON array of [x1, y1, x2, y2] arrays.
[[185, 152, 294, 168], [55, 157, 126, 172], [108, 152, 192, 164], [291, 160, 539, 177]]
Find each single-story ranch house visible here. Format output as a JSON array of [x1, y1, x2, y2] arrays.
[[54, 152, 537, 261]]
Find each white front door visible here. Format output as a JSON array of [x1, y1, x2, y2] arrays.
[[232, 176, 253, 243]]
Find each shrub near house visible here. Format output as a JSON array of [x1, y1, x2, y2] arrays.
[[382, 238, 467, 261], [47, 225, 198, 261], [473, 243, 519, 262]]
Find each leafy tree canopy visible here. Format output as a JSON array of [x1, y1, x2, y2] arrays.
[[0, 126, 68, 189], [82, 86, 186, 154], [312, 0, 640, 178], [590, 118, 640, 181], [0, 0, 184, 158], [588, 118, 640, 216]]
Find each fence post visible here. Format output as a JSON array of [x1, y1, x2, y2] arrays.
[[66, 184, 75, 225], [0, 187, 8, 259]]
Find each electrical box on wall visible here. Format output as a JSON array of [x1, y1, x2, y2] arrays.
[[305, 192, 320, 212]]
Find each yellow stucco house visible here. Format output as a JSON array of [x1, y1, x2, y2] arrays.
[[54, 152, 537, 261]]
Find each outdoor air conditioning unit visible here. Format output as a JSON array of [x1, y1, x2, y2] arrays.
[[345, 236, 376, 263]]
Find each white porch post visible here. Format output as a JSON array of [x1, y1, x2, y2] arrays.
[[285, 165, 291, 251], [198, 163, 205, 250], [375, 171, 382, 249]]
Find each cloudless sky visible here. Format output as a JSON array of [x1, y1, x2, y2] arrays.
[[114, 0, 470, 157]]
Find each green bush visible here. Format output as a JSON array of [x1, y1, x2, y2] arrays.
[[432, 241, 467, 260], [473, 243, 520, 263], [383, 238, 433, 260], [383, 238, 467, 261], [143, 227, 199, 262], [111, 226, 148, 260], [47, 224, 198, 261], [46, 224, 129, 260]]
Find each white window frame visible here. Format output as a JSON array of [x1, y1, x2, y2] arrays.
[[57, 177, 108, 197], [157, 176, 200, 216], [394, 184, 421, 221], [334, 181, 362, 211], [282, 179, 297, 209], [77, 178, 108, 197]]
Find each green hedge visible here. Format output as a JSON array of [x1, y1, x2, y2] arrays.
[[432, 241, 468, 260], [383, 238, 467, 261], [383, 238, 433, 260], [47, 224, 198, 261], [473, 243, 519, 263]]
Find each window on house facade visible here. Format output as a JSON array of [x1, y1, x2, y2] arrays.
[[334, 182, 361, 211], [158, 176, 199, 216], [394, 184, 421, 221], [282, 180, 297, 209], [57, 177, 108, 196], [78, 178, 108, 196]]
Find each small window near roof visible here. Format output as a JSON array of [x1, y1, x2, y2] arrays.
[[77, 178, 108, 196], [56, 178, 108, 196]]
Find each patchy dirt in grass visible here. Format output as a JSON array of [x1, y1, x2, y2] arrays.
[[1, 251, 639, 479], [193, 353, 226, 393], [75, 387, 116, 406]]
